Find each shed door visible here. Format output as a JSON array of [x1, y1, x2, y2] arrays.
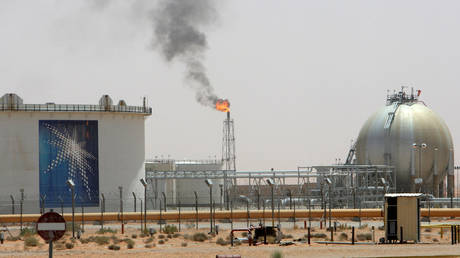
[[387, 197, 398, 240]]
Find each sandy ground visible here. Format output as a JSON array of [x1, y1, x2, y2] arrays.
[[1, 219, 460, 258]]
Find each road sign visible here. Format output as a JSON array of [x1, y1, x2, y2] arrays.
[[36, 211, 66, 242]]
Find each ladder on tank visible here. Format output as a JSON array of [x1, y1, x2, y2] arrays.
[[383, 102, 400, 164]]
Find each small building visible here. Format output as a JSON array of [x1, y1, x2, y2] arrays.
[[384, 193, 422, 243]]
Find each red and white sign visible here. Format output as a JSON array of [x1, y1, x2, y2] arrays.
[[36, 211, 66, 241]]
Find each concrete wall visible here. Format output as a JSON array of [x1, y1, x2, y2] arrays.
[[0, 111, 147, 213]]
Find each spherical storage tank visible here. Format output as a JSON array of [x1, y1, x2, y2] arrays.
[[355, 89, 454, 196]]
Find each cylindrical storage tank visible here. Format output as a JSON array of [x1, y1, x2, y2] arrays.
[[174, 161, 224, 207], [355, 90, 454, 195], [0, 94, 152, 213]]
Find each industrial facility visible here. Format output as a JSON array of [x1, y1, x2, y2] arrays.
[[144, 88, 456, 211], [0, 93, 151, 213], [0, 88, 456, 215]]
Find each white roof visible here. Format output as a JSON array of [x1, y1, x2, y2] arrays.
[[385, 193, 423, 197]]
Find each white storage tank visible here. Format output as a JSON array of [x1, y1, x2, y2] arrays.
[[0, 93, 151, 213], [355, 89, 454, 196]]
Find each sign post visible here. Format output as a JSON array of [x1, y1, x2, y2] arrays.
[[36, 211, 66, 258]]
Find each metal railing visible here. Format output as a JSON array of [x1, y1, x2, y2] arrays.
[[0, 103, 152, 115]]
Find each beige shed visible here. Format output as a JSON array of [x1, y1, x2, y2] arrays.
[[384, 193, 422, 243]]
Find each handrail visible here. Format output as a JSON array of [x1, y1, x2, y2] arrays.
[[0, 104, 151, 115]]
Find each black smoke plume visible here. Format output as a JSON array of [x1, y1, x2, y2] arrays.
[[152, 0, 220, 107]]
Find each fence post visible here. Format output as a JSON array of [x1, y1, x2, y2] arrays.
[[308, 227, 311, 245], [194, 191, 198, 230], [400, 227, 403, 244], [10, 195, 14, 214], [101, 194, 105, 230], [230, 201, 233, 231], [81, 201, 85, 233], [119, 186, 124, 234], [140, 199, 143, 233], [132, 192, 137, 212], [352, 227, 355, 245], [178, 201, 181, 232], [20, 189, 24, 231], [159, 200, 163, 233]]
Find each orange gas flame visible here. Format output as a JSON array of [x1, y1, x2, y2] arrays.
[[215, 99, 230, 112]]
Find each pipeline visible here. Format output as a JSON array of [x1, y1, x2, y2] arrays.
[[1, 208, 460, 223]]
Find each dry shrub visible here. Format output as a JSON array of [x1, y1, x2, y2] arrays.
[[192, 232, 207, 242], [310, 233, 327, 239], [163, 225, 178, 234], [357, 233, 372, 241], [108, 244, 120, 250], [181, 242, 187, 247], [144, 237, 154, 244], [338, 232, 348, 241], [216, 237, 227, 246], [24, 236, 39, 247]]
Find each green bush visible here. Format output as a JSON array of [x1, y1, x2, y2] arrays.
[[93, 236, 110, 245], [192, 232, 207, 242], [144, 237, 154, 244], [216, 237, 227, 246], [271, 250, 283, 258], [158, 234, 165, 239], [310, 233, 327, 239], [97, 228, 117, 234], [173, 233, 181, 238], [79, 238, 90, 244], [167, 234, 172, 239], [20, 227, 36, 237], [158, 239, 165, 245], [6, 236, 20, 241], [124, 238, 134, 245], [108, 244, 120, 250], [163, 225, 178, 234], [131, 234, 138, 239], [65, 242, 74, 249], [24, 236, 39, 247]]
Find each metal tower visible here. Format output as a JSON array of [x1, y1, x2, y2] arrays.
[[222, 112, 236, 171]]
